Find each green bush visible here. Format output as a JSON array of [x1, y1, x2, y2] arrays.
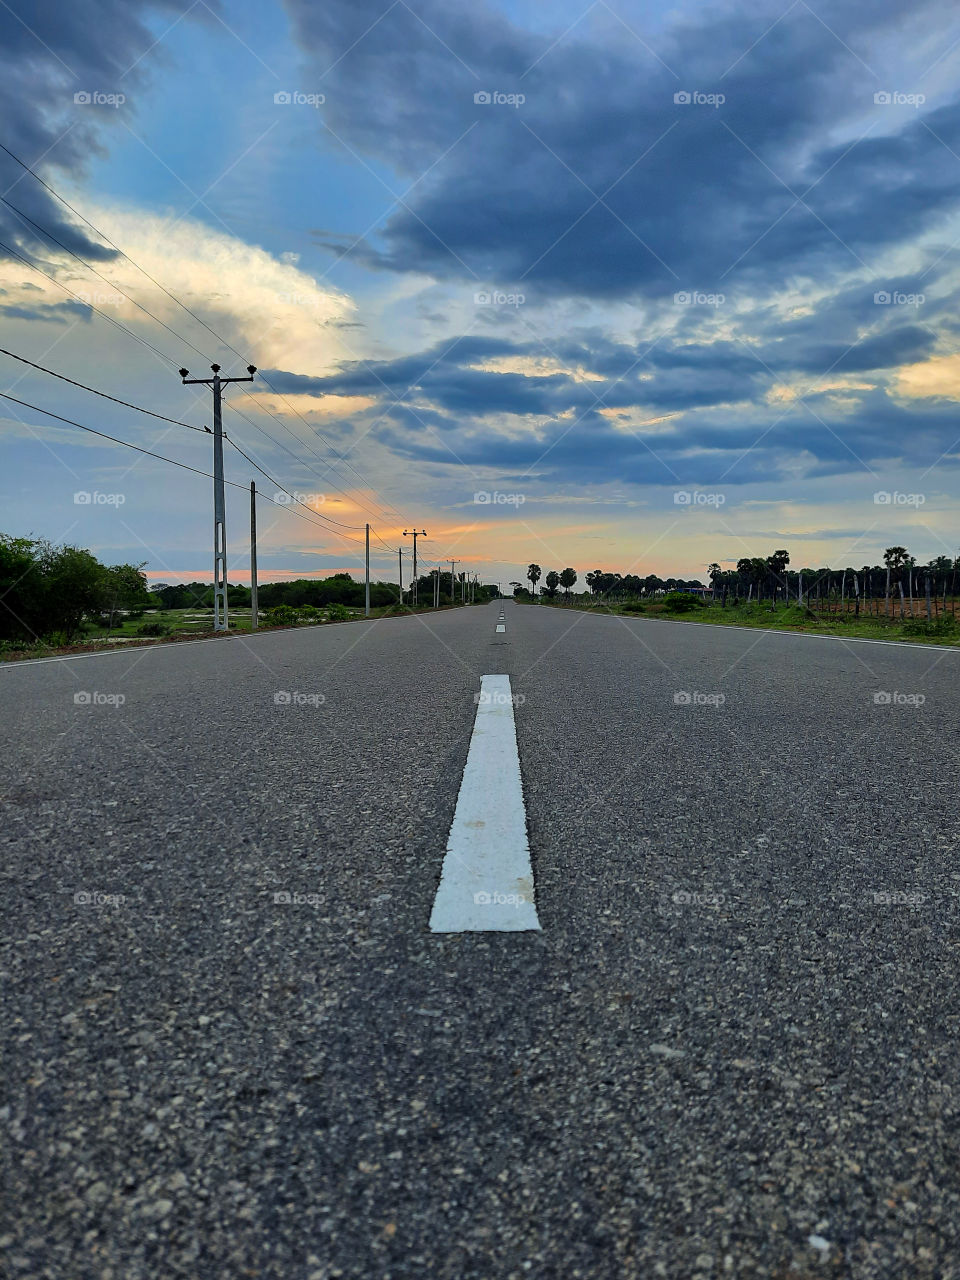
[[265, 605, 298, 626], [661, 592, 704, 613], [136, 620, 169, 637], [298, 605, 320, 622], [903, 614, 959, 637], [621, 601, 646, 613], [326, 602, 349, 622]]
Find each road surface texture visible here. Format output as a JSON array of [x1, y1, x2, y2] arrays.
[[3, 600, 960, 1279]]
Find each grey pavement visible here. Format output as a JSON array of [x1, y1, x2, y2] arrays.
[[3, 600, 960, 1278]]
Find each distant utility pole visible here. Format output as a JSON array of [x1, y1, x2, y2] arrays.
[[398, 547, 403, 605], [450, 560, 457, 607], [365, 523, 370, 618], [250, 481, 258, 631], [179, 362, 257, 632], [403, 529, 426, 606]]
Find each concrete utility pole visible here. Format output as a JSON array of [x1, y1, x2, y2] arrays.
[[365, 524, 370, 618], [179, 362, 256, 632], [250, 482, 258, 631], [403, 529, 427, 606], [450, 560, 457, 607], [398, 547, 403, 605]]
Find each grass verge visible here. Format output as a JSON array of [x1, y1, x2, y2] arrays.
[[532, 596, 960, 646]]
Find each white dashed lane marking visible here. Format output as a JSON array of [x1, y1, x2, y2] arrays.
[[429, 674, 540, 933]]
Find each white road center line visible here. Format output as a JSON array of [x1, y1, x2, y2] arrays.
[[429, 674, 540, 933], [496, 623, 506, 632]]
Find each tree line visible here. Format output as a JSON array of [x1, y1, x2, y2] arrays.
[[0, 534, 151, 643], [522, 547, 960, 613], [150, 573, 401, 611], [516, 564, 704, 598], [711, 547, 960, 610]]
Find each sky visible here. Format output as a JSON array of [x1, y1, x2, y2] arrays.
[[3, 0, 960, 588]]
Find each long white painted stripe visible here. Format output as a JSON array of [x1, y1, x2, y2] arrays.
[[496, 623, 506, 632], [429, 674, 540, 933]]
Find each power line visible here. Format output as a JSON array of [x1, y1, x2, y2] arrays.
[[224, 434, 365, 531], [0, 235, 178, 365], [0, 200, 398, 524], [0, 241, 393, 526], [0, 346, 208, 432], [0, 194, 213, 363], [0, 343, 369, 534], [0, 138, 410, 528], [0, 388, 389, 551], [0, 224, 401, 529], [0, 143, 473, 568]]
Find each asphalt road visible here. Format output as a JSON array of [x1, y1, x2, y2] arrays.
[[4, 600, 960, 1279]]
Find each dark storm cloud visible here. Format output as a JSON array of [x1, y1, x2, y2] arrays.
[[283, 0, 954, 299], [0, 1, 208, 263], [261, 303, 937, 429], [0, 300, 91, 323], [272, 0, 960, 494]]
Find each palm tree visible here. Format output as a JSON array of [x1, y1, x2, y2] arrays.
[[766, 549, 790, 603], [736, 557, 754, 599], [559, 567, 577, 597], [544, 570, 560, 597], [884, 546, 908, 619], [707, 563, 721, 600], [527, 563, 542, 596]]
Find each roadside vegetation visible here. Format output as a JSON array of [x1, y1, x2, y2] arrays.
[[0, 534, 494, 662], [520, 548, 960, 646]]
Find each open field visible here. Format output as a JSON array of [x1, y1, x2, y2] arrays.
[[0, 602, 479, 663], [535, 595, 960, 646]]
